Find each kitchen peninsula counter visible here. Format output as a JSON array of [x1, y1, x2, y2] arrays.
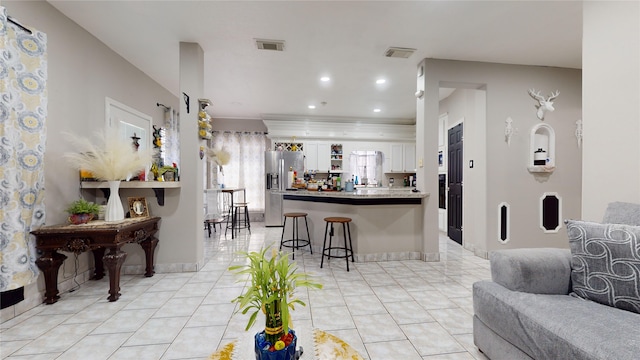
[[279, 188, 427, 203], [281, 189, 429, 262]]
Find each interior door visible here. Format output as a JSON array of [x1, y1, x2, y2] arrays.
[[447, 123, 463, 244]]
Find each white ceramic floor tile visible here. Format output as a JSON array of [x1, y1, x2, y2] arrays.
[[343, 295, 388, 316], [352, 314, 406, 343], [428, 308, 474, 335], [372, 285, 415, 303], [311, 306, 355, 331], [401, 322, 465, 356], [0, 340, 31, 358], [409, 290, 459, 310], [152, 297, 203, 318], [124, 317, 189, 346], [365, 339, 422, 360], [185, 303, 236, 327], [13, 322, 99, 355], [1, 314, 71, 341], [2, 225, 490, 360], [108, 343, 170, 360], [56, 332, 132, 360], [383, 301, 436, 325], [337, 280, 375, 297], [122, 291, 174, 311], [92, 308, 156, 335], [422, 352, 476, 359], [161, 325, 225, 359]]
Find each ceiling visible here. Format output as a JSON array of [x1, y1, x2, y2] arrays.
[[47, 1, 583, 124]]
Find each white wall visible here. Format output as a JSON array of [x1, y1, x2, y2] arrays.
[[3, 1, 178, 317], [420, 59, 582, 258], [582, 1, 640, 220]]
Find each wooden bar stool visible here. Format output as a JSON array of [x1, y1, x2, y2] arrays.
[[321, 217, 354, 271], [280, 212, 312, 260]]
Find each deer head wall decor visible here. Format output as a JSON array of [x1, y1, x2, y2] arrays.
[[528, 89, 559, 120]]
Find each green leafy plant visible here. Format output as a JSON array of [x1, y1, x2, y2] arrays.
[[229, 246, 322, 346], [158, 165, 176, 175], [65, 198, 100, 215]]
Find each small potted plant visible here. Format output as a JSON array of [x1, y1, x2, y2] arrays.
[[159, 164, 178, 181], [229, 246, 322, 360], [65, 198, 100, 225]]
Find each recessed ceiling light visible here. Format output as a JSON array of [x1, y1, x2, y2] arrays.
[[373, 108, 381, 113], [308, 105, 316, 109], [376, 79, 386, 84], [320, 76, 330, 82]]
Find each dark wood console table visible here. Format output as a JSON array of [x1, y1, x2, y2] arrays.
[[31, 217, 160, 304]]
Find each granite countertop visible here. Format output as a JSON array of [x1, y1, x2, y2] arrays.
[[275, 188, 429, 199]]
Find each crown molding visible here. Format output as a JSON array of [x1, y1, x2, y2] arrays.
[[263, 119, 416, 141]]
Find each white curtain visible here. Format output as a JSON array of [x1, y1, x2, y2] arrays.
[[0, 7, 47, 291], [209, 131, 268, 211], [163, 107, 179, 167]]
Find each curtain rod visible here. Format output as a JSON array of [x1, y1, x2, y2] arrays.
[[156, 103, 169, 111], [7, 15, 32, 35]]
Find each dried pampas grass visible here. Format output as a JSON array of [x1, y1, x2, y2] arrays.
[[64, 129, 155, 181], [206, 147, 231, 166]]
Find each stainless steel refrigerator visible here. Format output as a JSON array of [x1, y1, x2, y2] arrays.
[[265, 151, 304, 226]]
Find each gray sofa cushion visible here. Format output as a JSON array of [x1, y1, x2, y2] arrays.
[[473, 281, 640, 360], [602, 201, 640, 225], [490, 248, 572, 295], [566, 219, 640, 314]]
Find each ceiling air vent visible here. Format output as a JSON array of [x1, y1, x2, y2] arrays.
[[256, 39, 285, 51], [384, 47, 416, 58]]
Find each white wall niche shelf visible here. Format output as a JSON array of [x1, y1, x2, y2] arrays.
[[81, 181, 181, 206], [527, 123, 556, 174]]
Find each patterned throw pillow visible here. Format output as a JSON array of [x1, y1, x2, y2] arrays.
[[565, 220, 640, 314]]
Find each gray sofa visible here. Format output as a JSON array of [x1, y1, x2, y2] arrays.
[[473, 202, 640, 360]]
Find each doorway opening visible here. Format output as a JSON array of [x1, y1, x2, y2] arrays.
[[437, 84, 487, 248]]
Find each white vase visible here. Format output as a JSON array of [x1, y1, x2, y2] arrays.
[[105, 180, 124, 221]]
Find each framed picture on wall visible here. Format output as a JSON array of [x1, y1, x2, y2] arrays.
[[128, 197, 149, 218], [438, 149, 444, 170]]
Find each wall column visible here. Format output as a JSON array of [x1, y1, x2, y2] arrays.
[[416, 60, 440, 261], [156, 42, 205, 270]]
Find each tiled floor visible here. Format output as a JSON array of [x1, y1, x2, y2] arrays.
[[1, 222, 490, 360]]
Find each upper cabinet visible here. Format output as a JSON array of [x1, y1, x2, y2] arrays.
[[389, 143, 416, 172], [303, 141, 333, 172]]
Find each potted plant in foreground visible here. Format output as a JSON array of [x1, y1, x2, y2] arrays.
[[229, 246, 322, 360], [65, 198, 100, 225]]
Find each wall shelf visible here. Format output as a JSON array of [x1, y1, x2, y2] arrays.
[[81, 181, 181, 206]]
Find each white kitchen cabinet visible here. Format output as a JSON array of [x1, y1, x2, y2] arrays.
[[318, 143, 331, 171], [389, 143, 415, 172], [404, 143, 416, 172], [303, 141, 331, 172], [390, 144, 404, 172]]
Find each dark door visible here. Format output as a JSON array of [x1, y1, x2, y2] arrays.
[[447, 123, 463, 244]]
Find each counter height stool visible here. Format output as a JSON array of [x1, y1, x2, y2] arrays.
[[280, 212, 312, 260], [226, 202, 251, 237], [321, 217, 355, 271]]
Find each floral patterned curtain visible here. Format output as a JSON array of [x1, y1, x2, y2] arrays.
[[0, 7, 47, 291], [209, 131, 268, 211]]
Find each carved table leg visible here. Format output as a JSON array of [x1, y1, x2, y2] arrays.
[[103, 249, 127, 302], [139, 236, 158, 277], [91, 247, 106, 280], [35, 251, 67, 304]]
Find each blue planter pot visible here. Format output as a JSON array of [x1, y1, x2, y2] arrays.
[[254, 330, 297, 360]]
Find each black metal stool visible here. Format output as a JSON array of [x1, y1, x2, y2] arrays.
[[321, 217, 354, 271], [280, 212, 312, 260], [226, 202, 251, 237]]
